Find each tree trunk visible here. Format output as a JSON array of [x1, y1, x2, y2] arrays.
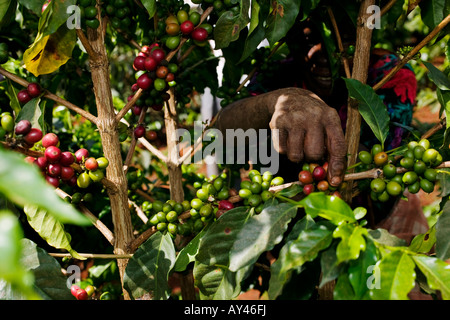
[[343, 0, 376, 203], [86, 24, 134, 300]]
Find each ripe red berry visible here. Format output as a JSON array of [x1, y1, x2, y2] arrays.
[[45, 175, 60, 188], [47, 163, 62, 177], [180, 20, 194, 35], [131, 83, 139, 92], [60, 152, 75, 166], [76, 288, 88, 300], [42, 132, 59, 148], [312, 166, 326, 181], [137, 73, 153, 90], [150, 48, 165, 63], [17, 89, 31, 105], [27, 83, 41, 98], [298, 170, 313, 185], [134, 124, 146, 138], [45, 146, 62, 163], [34, 157, 48, 171], [191, 27, 208, 41], [133, 56, 146, 71], [165, 73, 175, 83], [23, 128, 43, 145], [144, 57, 158, 71], [60, 166, 75, 181], [84, 157, 99, 171], [15, 120, 32, 135], [218, 200, 234, 211], [132, 105, 143, 115], [303, 184, 315, 195], [66, 175, 77, 187], [75, 148, 89, 163], [71, 285, 80, 297]]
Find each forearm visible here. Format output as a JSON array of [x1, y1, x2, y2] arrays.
[[214, 92, 274, 133]]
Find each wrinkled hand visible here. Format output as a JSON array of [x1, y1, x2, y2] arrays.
[[268, 88, 347, 186]]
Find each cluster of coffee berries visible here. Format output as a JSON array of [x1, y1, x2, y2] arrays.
[[129, 44, 178, 137], [23, 131, 109, 189], [147, 198, 202, 237], [163, 9, 212, 50], [358, 139, 441, 202], [17, 82, 42, 105], [0, 42, 8, 64], [145, 172, 236, 237], [77, 0, 101, 29], [102, 0, 135, 31], [8, 119, 43, 148], [71, 284, 95, 300], [238, 169, 283, 213], [298, 162, 342, 197]]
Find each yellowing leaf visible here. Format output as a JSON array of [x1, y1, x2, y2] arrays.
[[23, 25, 76, 77]]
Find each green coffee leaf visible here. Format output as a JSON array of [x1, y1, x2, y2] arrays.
[[229, 202, 298, 271], [279, 222, 334, 274], [333, 224, 367, 263], [413, 255, 450, 300], [265, 0, 301, 46], [123, 232, 176, 300], [369, 251, 416, 300], [299, 192, 356, 224], [213, 0, 250, 49], [141, 0, 156, 19], [344, 78, 390, 149], [435, 202, 450, 260], [23, 205, 84, 260], [20, 239, 74, 300], [173, 228, 206, 272], [193, 206, 252, 299]]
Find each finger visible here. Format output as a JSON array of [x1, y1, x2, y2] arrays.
[[304, 125, 325, 162], [287, 128, 305, 163], [272, 128, 288, 155], [323, 109, 347, 186]]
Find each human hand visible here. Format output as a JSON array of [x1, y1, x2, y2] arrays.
[[268, 88, 347, 186]]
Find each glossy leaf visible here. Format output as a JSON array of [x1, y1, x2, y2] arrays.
[[214, 0, 250, 49], [413, 255, 450, 300], [299, 192, 356, 224], [333, 224, 367, 263], [20, 239, 74, 300], [344, 78, 390, 149], [0, 0, 16, 29], [435, 202, 450, 260], [367, 228, 407, 247], [409, 226, 437, 255], [123, 232, 176, 300], [173, 228, 207, 272], [369, 251, 416, 300], [347, 237, 378, 299], [141, 0, 156, 19], [23, 205, 84, 260], [229, 202, 298, 271], [0, 148, 90, 225], [265, 0, 301, 46], [279, 222, 334, 274], [193, 206, 251, 299], [419, 0, 446, 30], [333, 272, 355, 300], [319, 243, 344, 288], [423, 61, 450, 91], [17, 0, 46, 16]]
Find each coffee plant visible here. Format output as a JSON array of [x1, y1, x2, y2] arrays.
[[0, 0, 449, 302]]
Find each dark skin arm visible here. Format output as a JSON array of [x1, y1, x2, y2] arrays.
[[215, 87, 347, 187]]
